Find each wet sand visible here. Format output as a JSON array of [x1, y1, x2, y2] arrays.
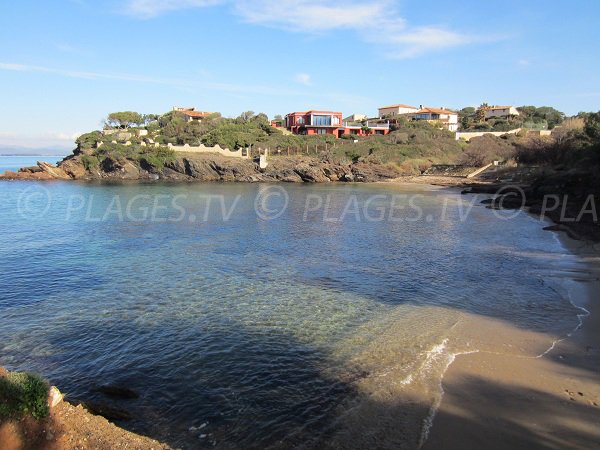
[[424, 237, 600, 449], [319, 182, 600, 449]]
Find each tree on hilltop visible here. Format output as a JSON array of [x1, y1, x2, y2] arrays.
[[237, 111, 255, 123], [105, 111, 145, 129]]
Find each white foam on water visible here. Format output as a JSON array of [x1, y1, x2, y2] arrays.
[[535, 279, 591, 358], [416, 344, 479, 449]]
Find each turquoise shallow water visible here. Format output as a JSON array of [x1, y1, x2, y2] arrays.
[[0, 181, 582, 448]]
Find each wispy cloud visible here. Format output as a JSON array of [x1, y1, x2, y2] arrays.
[[294, 73, 312, 86], [233, 0, 388, 32], [376, 26, 474, 59], [238, 0, 474, 58], [122, 0, 477, 58], [0, 62, 305, 97], [125, 0, 224, 18]]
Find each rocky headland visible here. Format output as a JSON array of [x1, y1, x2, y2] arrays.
[[0, 153, 402, 183]]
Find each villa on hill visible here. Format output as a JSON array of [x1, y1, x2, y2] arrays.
[[284, 110, 390, 138], [408, 107, 459, 132], [377, 103, 459, 132], [378, 104, 420, 118], [173, 107, 213, 122], [482, 105, 520, 120]]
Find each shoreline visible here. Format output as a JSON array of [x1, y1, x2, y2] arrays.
[[422, 225, 600, 449]]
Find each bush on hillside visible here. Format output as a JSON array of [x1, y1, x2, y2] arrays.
[[0, 372, 49, 420], [460, 134, 517, 166]]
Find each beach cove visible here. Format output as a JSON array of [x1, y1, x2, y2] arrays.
[[0, 181, 598, 449]]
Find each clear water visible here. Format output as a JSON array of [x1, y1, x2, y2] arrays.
[[0, 156, 64, 174], [0, 181, 582, 448]]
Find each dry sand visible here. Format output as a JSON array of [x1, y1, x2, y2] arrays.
[[423, 236, 600, 449]]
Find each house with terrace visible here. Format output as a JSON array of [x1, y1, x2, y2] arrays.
[[408, 107, 459, 132], [341, 118, 391, 137], [285, 110, 390, 138], [285, 110, 343, 137]]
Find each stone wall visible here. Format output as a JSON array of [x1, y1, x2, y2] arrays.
[[167, 143, 249, 159], [455, 128, 522, 141]]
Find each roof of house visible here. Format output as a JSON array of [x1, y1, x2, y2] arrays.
[[287, 110, 343, 115], [178, 110, 211, 118], [484, 106, 515, 111], [416, 107, 457, 115], [378, 104, 418, 110]]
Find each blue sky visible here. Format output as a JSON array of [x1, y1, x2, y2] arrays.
[[1, 0, 599, 151]]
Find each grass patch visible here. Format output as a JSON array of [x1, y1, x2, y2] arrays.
[[0, 372, 50, 420]]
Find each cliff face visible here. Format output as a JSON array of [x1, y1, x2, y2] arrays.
[[0, 153, 402, 183]]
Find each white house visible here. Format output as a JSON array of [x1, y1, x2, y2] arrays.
[[408, 107, 459, 132], [483, 106, 520, 120], [378, 104, 419, 118]]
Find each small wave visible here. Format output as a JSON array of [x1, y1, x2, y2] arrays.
[[417, 342, 479, 449]]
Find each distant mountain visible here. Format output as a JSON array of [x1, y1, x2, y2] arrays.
[[0, 145, 70, 157]]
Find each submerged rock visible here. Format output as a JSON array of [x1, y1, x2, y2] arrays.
[[97, 385, 140, 400]]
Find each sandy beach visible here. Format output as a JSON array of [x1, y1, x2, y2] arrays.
[[422, 221, 600, 449]]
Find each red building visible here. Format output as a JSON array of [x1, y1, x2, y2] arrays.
[[285, 110, 390, 138], [285, 110, 344, 137]]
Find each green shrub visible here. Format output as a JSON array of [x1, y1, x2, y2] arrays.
[[138, 146, 176, 170], [81, 155, 99, 171], [76, 131, 103, 149], [0, 372, 50, 420]]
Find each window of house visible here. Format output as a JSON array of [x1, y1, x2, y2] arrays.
[[312, 115, 332, 126], [298, 116, 305, 124]]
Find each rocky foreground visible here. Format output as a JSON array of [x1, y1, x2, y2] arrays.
[[0, 153, 402, 183], [0, 367, 170, 450]]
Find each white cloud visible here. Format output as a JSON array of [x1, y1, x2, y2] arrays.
[[233, 0, 388, 32], [230, 0, 473, 58], [294, 73, 312, 86], [125, 0, 224, 18], [122, 0, 476, 58], [379, 26, 474, 58]]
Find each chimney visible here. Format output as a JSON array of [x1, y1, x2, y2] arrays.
[[419, 105, 423, 109]]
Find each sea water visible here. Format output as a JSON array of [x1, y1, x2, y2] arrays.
[[0, 181, 584, 448], [0, 156, 64, 174]]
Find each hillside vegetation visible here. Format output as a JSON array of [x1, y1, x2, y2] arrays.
[[70, 108, 600, 178], [75, 110, 466, 174]]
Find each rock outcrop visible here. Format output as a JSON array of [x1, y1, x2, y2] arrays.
[[1, 154, 403, 183]]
